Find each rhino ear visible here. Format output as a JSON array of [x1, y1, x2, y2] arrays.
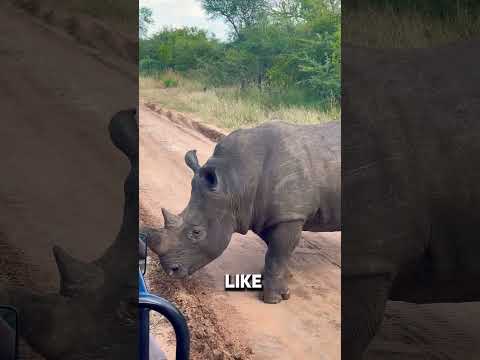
[[185, 150, 200, 173], [161, 208, 183, 229], [200, 166, 218, 191]]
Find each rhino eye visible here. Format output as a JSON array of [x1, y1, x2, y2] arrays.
[[189, 227, 204, 243]]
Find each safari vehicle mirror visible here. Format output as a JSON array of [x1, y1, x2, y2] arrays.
[[139, 233, 148, 275], [0, 306, 18, 360]]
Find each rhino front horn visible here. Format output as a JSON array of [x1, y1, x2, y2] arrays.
[[53, 245, 104, 297], [161, 208, 183, 229]]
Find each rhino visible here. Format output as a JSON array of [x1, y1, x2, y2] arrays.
[[145, 120, 341, 303], [342, 42, 480, 359]]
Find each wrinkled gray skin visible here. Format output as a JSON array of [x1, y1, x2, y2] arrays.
[[342, 43, 480, 359], [146, 121, 340, 303]]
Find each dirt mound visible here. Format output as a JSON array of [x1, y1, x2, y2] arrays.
[[1, 238, 46, 360], [146, 256, 254, 360], [9, 0, 137, 77], [0, 242, 37, 291], [144, 102, 227, 143]]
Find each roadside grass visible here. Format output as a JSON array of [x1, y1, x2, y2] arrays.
[[344, 6, 480, 48], [140, 71, 339, 130]]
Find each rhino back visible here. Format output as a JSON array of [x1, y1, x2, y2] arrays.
[[208, 121, 340, 234]]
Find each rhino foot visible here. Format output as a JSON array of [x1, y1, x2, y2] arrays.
[[262, 291, 281, 304], [281, 289, 290, 300], [262, 282, 290, 304]]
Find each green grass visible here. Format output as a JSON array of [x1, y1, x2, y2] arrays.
[[140, 71, 339, 130], [343, 6, 480, 48], [162, 78, 178, 88]]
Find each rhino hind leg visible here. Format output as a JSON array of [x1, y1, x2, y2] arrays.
[[260, 221, 303, 304], [342, 274, 391, 359]]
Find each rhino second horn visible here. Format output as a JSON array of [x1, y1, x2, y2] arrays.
[[185, 150, 200, 173], [53, 246, 105, 297], [161, 208, 183, 229]]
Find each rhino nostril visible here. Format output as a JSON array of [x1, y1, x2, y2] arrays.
[[167, 264, 181, 276]]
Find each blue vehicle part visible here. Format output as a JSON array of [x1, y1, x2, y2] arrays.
[[139, 270, 190, 360], [139, 232, 148, 276], [0, 305, 18, 360]]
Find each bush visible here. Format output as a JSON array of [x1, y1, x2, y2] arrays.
[[163, 78, 178, 88]]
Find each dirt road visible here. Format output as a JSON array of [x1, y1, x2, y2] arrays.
[[368, 301, 480, 359], [139, 104, 341, 360], [0, 3, 135, 358]]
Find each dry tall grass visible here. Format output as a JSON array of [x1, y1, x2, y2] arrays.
[[140, 72, 338, 130], [344, 7, 480, 48]]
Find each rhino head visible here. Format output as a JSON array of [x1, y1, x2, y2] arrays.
[[146, 150, 238, 278]]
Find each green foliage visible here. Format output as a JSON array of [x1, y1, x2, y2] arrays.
[[140, 27, 221, 72], [297, 27, 340, 99], [140, 0, 341, 106], [201, 0, 269, 37], [163, 78, 178, 88]]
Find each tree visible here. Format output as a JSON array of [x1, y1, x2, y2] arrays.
[[297, 28, 340, 100], [139, 7, 154, 39], [140, 0, 341, 108], [140, 27, 221, 72], [270, 0, 304, 22], [201, 0, 269, 37]]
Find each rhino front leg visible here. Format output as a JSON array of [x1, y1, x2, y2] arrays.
[[260, 221, 302, 304]]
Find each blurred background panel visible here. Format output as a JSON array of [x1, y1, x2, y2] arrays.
[[342, 1, 480, 359], [0, 0, 138, 359]]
